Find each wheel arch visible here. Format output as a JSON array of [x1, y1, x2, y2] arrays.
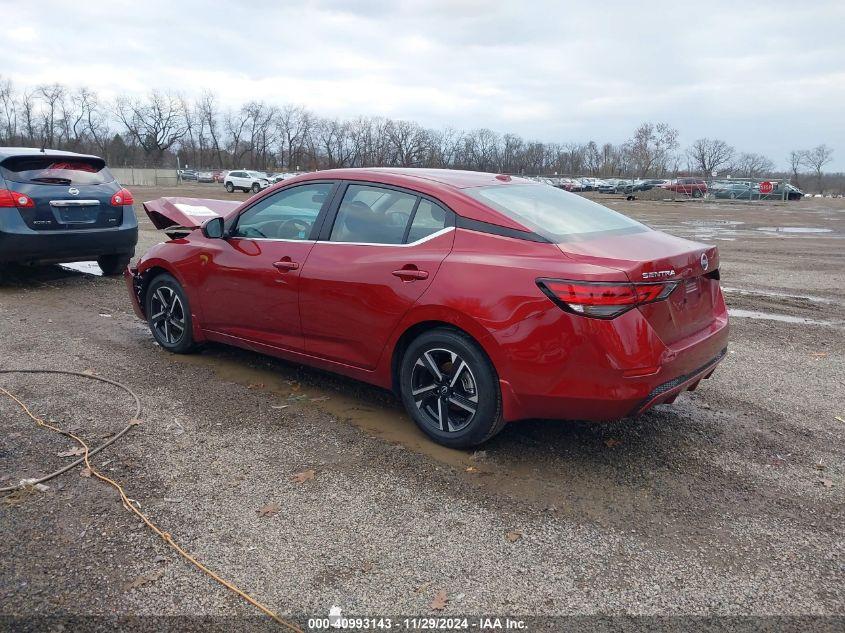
[[385, 308, 522, 422]]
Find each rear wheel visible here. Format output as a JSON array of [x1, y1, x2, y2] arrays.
[[692, 189, 703, 198], [145, 273, 195, 353], [97, 253, 131, 276], [399, 328, 504, 448], [225, 182, 234, 193]]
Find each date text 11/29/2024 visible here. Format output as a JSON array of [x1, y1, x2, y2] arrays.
[[308, 615, 527, 629]]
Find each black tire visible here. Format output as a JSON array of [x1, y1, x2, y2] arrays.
[[225, 182, 235, 193], [144, 273, 195, 354], [251, 182, 261, 193], [97, 253, 131, 276], [399, 328, 504, 448], [692, 189, 703, 198]]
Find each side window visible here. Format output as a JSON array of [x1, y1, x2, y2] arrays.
[[329, 184, 417, 244], [233, 183, 333, 240], [407, 199, 452, 243]]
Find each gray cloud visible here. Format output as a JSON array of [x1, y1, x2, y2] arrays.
[[4, 0, 843, 168]]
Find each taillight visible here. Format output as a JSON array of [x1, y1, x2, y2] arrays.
[[0, 189, 35, 208], [537, 278, 678, 319], [110, 188, 134, 206]]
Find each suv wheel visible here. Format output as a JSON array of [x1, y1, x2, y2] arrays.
[[399, 328, 504, 448], [225, 182, 234, 193], [145, 273, 195, 353], [97, 254, 131, 276], [251, 182, 261, 193]]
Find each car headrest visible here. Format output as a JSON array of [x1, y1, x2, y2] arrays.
[[342, 200, 376, 235]]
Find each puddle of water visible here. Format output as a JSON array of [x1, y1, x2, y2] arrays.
[[728, 309, 842, 327], [756, 227, 833, 234], [684, 220, 745, 226], [59, 261, 103, 276], [722, 286, 839, 305]]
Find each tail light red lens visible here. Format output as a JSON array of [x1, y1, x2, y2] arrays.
[[537, 278, 678, 319], [110, 188, 134, 206], [0, 189, 35, 208]]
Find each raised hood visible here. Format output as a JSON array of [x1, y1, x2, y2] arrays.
[[142, 197, 241, 233]]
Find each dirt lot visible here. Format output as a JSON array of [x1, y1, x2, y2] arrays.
[[1, 183, 843, 628]]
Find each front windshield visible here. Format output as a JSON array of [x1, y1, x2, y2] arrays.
[[464, 183, 649, 241]]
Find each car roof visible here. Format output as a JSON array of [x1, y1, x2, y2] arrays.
[[0, 146, 103, 161], [259, 167, 546, 232], [300, 167, 531, 190]]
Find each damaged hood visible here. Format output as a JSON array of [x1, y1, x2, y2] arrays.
[[142, 196, 241, 232]]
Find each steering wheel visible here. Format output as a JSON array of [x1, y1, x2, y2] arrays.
[[278, 218, 311, 238], [238, 225, 267, 238]]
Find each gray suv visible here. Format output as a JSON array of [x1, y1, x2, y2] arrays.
[[0, 148, 138, 276]]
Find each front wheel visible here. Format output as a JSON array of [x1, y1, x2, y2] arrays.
[[225, 182, 234, 193], [145, 273, 195, 353], [251, 182, 261, 193], [399, 328, 504, 448], [97, 253, 131, 276]]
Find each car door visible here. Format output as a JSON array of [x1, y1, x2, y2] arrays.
[[298, 182, 455, 369], [195, 181, 337, 350]]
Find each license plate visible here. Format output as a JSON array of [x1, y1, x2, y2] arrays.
[[58, 207, 98, 224]]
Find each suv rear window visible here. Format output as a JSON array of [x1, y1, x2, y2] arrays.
[[0, 156, 114, 185], [464, 183, 648, 241]]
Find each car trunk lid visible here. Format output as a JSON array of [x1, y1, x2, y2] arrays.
[[558, 230, 720, 344]]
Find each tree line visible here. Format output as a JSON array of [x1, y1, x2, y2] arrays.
[[0, 78, 838, 192]]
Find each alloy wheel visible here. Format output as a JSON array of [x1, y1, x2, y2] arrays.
[[410, 347, 479, 433], [150, 285, 186, 345]]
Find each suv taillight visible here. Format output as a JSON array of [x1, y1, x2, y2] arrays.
[[0, 189, 34, 208], [111, 188, 134, 206], [537, 278, 678, 319]]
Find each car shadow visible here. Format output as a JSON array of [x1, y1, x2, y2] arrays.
[[0, 262, 103, 289]]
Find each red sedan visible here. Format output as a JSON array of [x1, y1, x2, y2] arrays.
[[126, 169, 728, 447]]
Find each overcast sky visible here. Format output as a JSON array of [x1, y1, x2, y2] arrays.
[[3, 0, 843, 169]]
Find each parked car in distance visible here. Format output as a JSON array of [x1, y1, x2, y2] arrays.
[[661, 178, 707, 198], [179, 169, 199, 182], [759, 183, 804, 200], [197, 171, 214, 183], [127, 169, 728, 448], [224, 170, 271, 193], [0, 147, 137, 276], [713, 182, 753, 199], [212, 170, 228, 183]]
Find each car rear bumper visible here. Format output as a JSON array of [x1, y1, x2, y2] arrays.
[[498, 302, 730, 422], [0, 206, 138, 265]]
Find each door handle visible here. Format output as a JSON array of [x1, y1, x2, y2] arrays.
[[392, 267, 428, 281], [273, 260, 299, 272]]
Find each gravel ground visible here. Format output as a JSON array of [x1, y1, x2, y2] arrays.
[[1, 185, 843, 630]]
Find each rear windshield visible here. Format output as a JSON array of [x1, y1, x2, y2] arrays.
[[0, 156, 114, 185], [464, 183, 648, 241]]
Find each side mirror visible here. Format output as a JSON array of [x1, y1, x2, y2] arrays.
[[202, 216, 225, 239]]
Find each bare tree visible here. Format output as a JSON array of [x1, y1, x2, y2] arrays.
[[687, 138, 734, 175], [37, 83, 66, 148], [801, 144, 834, 193], [20, 89, 38, 145], [732, 152, 774, 178], [0, 77, 17, 144], [198, 91, 224, 168], [115, 91, 188, 163], [626, 122, 678, 177], [788, 150, 805, 188]]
